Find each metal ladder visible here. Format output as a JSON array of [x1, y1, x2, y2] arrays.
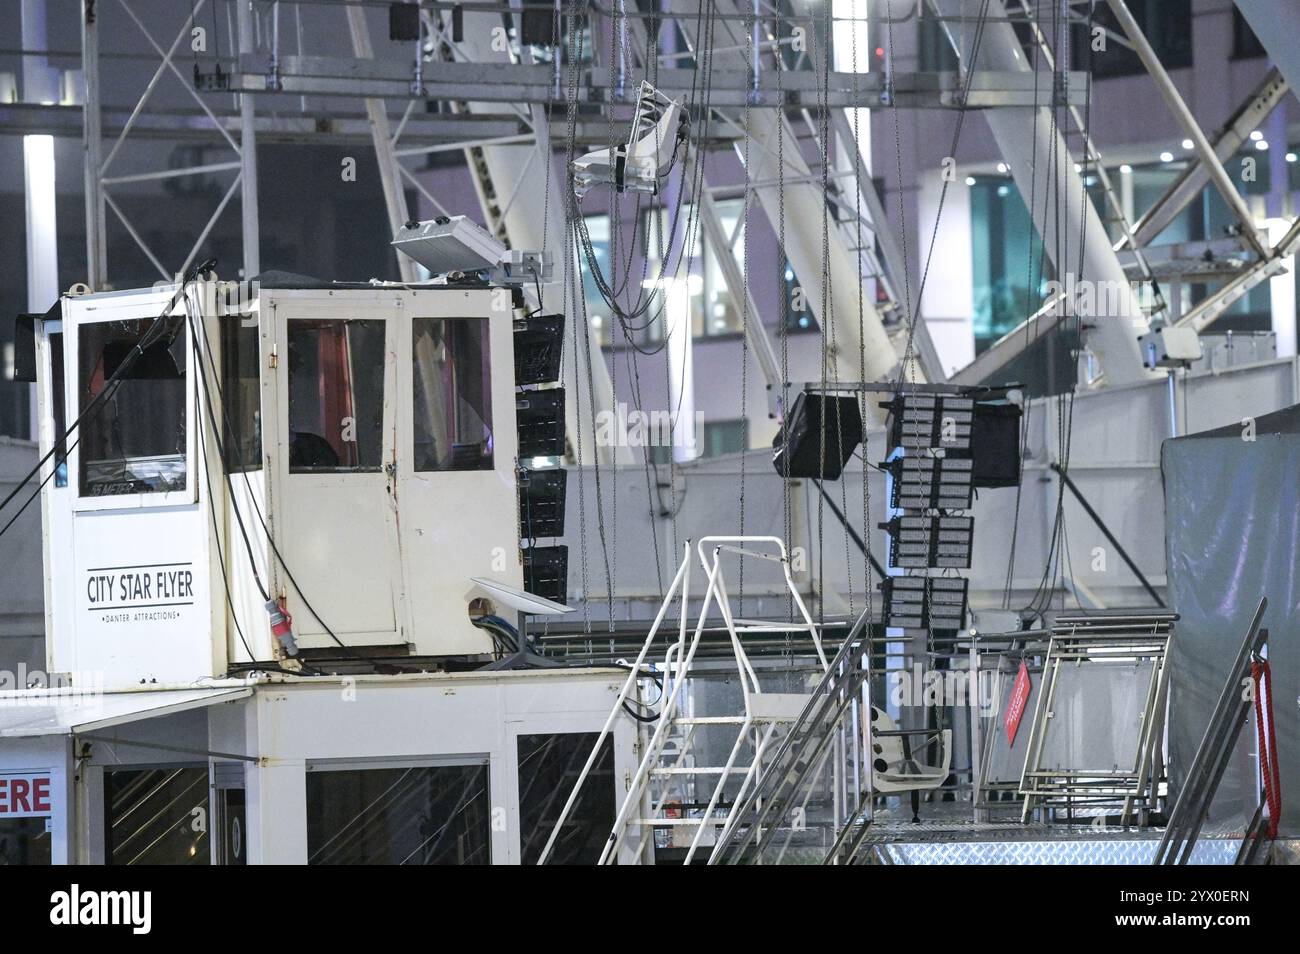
[[536, 537, 829, 865]]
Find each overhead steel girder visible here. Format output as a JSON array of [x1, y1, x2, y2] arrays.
[[199, 56, 1092, 109], [0, 102, 683, 149]]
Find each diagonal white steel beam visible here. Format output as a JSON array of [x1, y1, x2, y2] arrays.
[[1106, 0, 1268, 259], [114, 0, 241, 159], [1121, 67, 1288, 251], [103, 191, 170, 281], [345, 3, 418, 283], [931, 0, 1156, 388]]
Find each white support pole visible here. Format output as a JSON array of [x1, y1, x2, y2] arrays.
[[81, 0, 106, 289], [666, 275, 698, 463], [930, 0, 1157, 388], [236, 0, 261, 280], [22, 138, 57, 440], [23, 136, 58, 316], [22, 0, 59, 440]]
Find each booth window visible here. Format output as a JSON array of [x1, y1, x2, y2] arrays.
[[0, 818, 52, 864], [287, 319, 384, 472], [78, 318, 187, 497], [104, 767, 209, 865], [220, 318, 262, 472], [306, 761, 491, 865], [518, 733, 613, 864], [412, 318, 493, 472]]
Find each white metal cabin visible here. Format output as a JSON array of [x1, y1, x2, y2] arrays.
[[34, 276, 534, 685]]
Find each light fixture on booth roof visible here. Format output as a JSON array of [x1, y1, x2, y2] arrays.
[[1120, 164, 1133, 174], [1181, 139, 1193, 150], [1255, 140, 1269, 151], [1287, 152, 1297, 164], [996, 162, 1009, 174], [1160, 151, 1174, 163], [1250, 130, 1264, 141], [965, 176, 976, 186]]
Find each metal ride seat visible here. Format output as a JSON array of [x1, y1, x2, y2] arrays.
[[868, 706, 952, 795]]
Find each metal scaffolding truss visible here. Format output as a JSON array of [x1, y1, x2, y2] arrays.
[[82, 0, 247, 287], [69, 0, 1300, 383]]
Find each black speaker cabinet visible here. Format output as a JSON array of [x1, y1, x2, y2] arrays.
[[771, 392, 863, 480]]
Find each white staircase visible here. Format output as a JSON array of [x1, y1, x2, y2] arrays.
[[537, 536, 829, 865]]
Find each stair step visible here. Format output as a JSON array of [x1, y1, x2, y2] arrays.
[[652, 766, 745, 775], [634, 817, 727, 826], [677, 716, 747, 725]]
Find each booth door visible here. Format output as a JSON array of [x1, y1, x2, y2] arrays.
[[276, 307, 402, 646]]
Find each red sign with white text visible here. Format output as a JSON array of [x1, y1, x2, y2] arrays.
[[0, 772, 53, 818], [1004, 661, 1032, 746]]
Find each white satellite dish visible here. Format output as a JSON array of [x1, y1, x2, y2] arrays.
[[469, 578, 574, 616]]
